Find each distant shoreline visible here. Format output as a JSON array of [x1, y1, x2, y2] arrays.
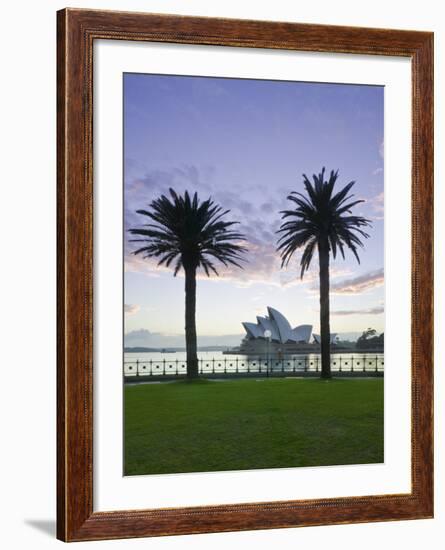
[[222, 348, 384, 355], [124, 346, 232, 353], [124, 347, 384, 355]]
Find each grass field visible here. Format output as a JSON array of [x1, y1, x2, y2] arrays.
[[124, 378, 383, 476]]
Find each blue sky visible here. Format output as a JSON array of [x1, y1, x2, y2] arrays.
[[124, 73, 384, 347]]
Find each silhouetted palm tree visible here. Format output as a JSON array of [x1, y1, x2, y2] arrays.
[[277, 168, 371, 378], [129, 189, 246, 379]]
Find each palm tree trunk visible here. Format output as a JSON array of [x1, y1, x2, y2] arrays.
[[184, 265, 199, 379], [318, 238, 331, 379]]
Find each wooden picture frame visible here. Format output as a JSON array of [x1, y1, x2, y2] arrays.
[[57, 8, 433, 542]]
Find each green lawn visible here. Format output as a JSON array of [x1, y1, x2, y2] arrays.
[[124, 378, 383, 476]]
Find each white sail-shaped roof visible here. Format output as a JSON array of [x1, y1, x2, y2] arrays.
[[242, 322, 263, 339], [256, 316, 280, 342], [313, 333, 337, 344], [267, 307, 293, 343], [292, 325, 312, 343], [242, 307, 313, 344]]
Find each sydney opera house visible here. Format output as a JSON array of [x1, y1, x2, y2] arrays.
[[238, 307, 336, 354]]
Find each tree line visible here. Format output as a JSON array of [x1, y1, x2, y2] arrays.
[[356, 328, 384, 350]]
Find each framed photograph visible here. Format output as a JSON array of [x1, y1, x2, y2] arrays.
[[57, 8, 433, 542]]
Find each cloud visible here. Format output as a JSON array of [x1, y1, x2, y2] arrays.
[[124, 165, 381, 290], [360, 191, 383, 214], [125, 328, 154, 346], [364, 191, 384, 221], [124, 254, 163, 276], [124, 303, 140, 315], [379, 139, 384, 159], [124, 165, 290, 287], [370, 191, 384, 212], [327, 268, 384, 294], [372, 167, 383, 176], [124, 328, 243, 348], [260, 202, 275, 214], [286, 265, 352, 290], [331, 306, 384, 316]]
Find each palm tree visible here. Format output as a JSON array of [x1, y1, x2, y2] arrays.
[[129, 189, 246, 379], [277, 168, 371, 379]]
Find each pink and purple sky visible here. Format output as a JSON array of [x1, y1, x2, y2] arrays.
[[124, 73, 384, 347]]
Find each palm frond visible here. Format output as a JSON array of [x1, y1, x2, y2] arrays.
[[277, 168, 372, 277], [129, 188, 246, 277]]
